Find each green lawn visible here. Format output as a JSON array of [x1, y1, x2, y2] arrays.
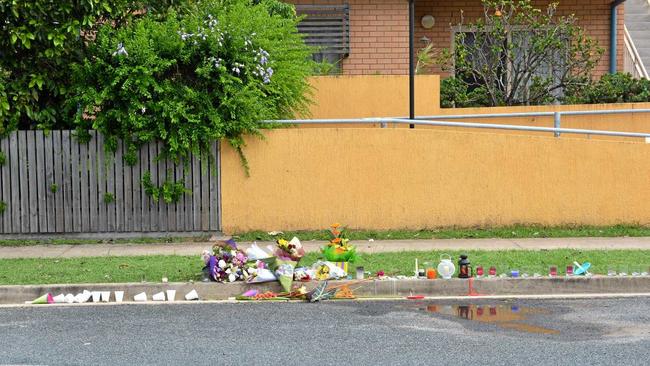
[[234, 225, 650, 241], [2, 225, 650, 247], [1, 250, 648, 285]]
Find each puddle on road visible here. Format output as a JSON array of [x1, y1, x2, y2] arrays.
[[414, 304, 560, 335]]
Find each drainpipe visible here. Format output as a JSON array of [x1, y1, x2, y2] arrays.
[[610, 0, 626, 74], [409, 0, 415, 128]]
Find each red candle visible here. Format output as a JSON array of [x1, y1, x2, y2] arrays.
[[549, 266, 558, 277], [566, 265, 574, 276], [476, 266, 484, 277], [489, 266, 497, 276]]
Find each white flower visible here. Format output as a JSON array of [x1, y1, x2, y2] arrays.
[[228, 273, 236, 282], [112, 43, 128, 57], [218, 259, 226, 269]]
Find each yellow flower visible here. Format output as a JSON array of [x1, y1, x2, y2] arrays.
[[331, 223, 340, 228]]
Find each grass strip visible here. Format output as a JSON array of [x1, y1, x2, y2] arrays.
[[0, 250, 648, 285], [2, 225, 650, 247], [234, 225, 650, 242]]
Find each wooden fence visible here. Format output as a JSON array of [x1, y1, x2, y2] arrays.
[[0, 131, 220, 236]]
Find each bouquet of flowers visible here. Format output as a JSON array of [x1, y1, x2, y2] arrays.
[[275, 259, 297, 292], [275, 237, 305, 261], [202, 239, 251, 283], [246, 260, 277, 283], [321, 223, 357, 262]]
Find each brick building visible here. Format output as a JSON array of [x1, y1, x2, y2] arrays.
[[288, 0, 626, 78]]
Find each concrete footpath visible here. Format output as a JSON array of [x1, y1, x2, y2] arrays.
[[0, 236, 649, 259]]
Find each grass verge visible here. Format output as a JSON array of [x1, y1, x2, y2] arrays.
[[1, 250, 648, 285], [234, 225, 650, 242], [2, 225, 650, 247]]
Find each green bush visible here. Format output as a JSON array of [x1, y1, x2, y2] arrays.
[[564, 73, 650, 104], [71, 0, 313, 168], [443, 73, 650, 108], [0, 68, 9, 135], [0, 0, 177, 133], [440, 77, 490, 108]]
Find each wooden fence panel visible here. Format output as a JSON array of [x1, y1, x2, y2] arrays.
[[27, 131, 38, 232], [88, 131, 99, 232], [0, 131, 220, 236], [44, 132, 55, 233], [52, 131, 64, 232], [0, 136, 9, 232], [18, 132, 29, 233], [61, 131, 73, 232], [114, 141, 124, 232], [79, 138, 90, 232], [96, 133, 107, 232], [9, 133, 20, 233], [35, 131, 47, 232], [70, 135, 81, 232]]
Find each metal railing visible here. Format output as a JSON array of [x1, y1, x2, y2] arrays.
[[623, 25, 650, 80], [269, 108, 650, 140]]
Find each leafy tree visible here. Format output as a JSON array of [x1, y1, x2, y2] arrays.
[[438, 0, 603, 106], [0, 0, 178, 132], [70, 0, 314, 170]]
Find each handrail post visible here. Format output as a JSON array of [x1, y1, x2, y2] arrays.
[[554, 112, 561, 137]]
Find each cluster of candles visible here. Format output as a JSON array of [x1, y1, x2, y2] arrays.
[[472, 264, 649, 278], [416, 260, 650, 279]]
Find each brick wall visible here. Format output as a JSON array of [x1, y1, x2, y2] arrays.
[[289, 0, 624, 77], [289, 0, 409, 74]]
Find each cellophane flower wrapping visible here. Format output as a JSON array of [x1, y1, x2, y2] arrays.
[[246, 260, 277, 283]]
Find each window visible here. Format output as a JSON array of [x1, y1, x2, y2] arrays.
[[295, 4, 349, 72], [452, 27, 569, 101]]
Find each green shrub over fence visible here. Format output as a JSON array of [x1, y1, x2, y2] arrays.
[[0, 0, 178, 133], [70, 0, 313, 170]]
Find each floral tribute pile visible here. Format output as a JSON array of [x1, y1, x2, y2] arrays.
[[200, 224, 359, 298]]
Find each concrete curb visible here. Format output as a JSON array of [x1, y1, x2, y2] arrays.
[[2, 276, 650, 305]]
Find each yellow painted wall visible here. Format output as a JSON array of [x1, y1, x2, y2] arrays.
[[427, 103, 650, 141], [303, 76, 650, 142], [304, 75, 440, 119], [221, 128, 650, 232]]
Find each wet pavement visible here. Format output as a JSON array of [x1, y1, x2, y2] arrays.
[[0, 297, 648, 365]]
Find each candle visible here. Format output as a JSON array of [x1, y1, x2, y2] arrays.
[[511, 270, 519, 278], [415, 258, 419, 277], [426, 267, 437, 279], [356, 266, 364, 280], [476, 266, 484, 277]]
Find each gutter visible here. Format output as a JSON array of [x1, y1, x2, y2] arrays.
[[610, 0, 626, 73]]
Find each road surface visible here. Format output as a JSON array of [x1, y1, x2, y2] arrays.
[[0, 297, 648, 365]]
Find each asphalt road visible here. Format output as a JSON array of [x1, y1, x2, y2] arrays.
[[0, 297, 648, 365]]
